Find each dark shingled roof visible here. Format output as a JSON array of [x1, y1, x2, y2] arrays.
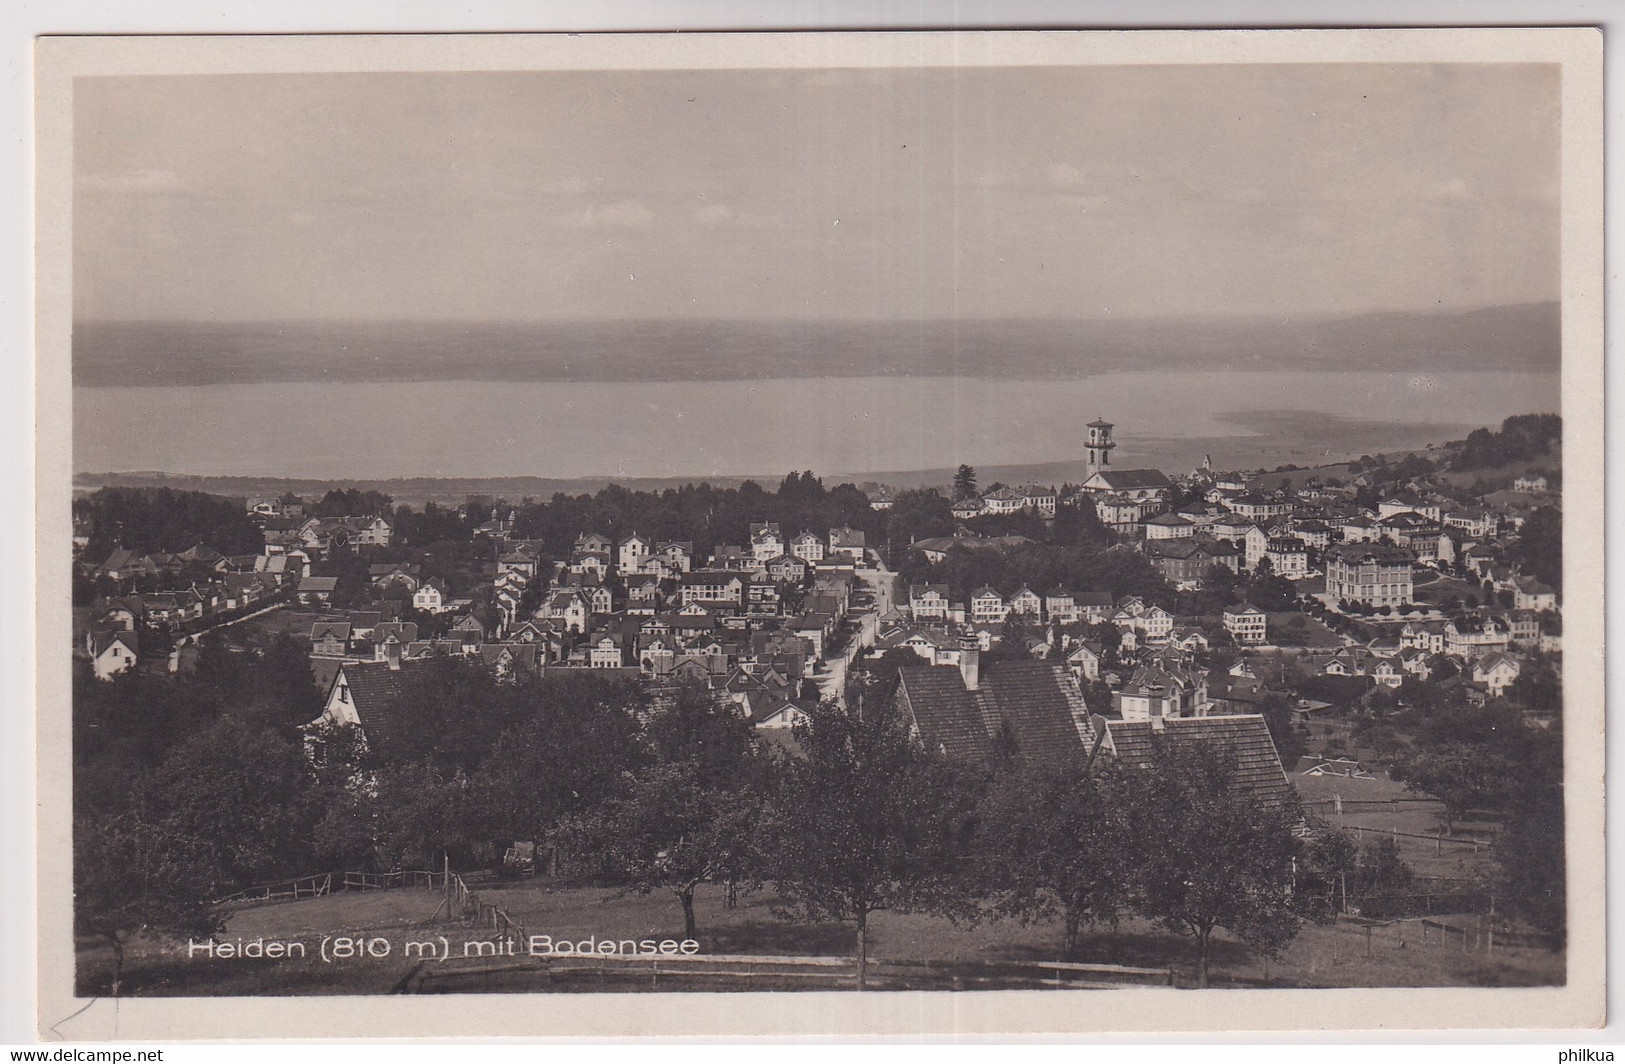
[[1091, 469, 1173, 490], [897, 661, 1093, 766], [329, 660, 431, 750], [978, 660, 1094, 764], [1104, 714, 1291, 808], [897, 666, 994, 760]]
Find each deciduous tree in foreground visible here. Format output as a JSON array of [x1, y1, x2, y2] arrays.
[[760, 685, 972, 989]]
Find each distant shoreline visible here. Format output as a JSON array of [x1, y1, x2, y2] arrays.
[[73, 416, 1485, 504]]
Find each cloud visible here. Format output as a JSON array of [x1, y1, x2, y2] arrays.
[[559, 199, 654, 228], [692, 203, 784, 229], [1047, 160, 1088, 188], [76, 168, 185, 192], [1054, 193, 1114, 213], [1423, 177, 1472, 201]]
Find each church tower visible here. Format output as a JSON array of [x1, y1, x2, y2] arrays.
[[1086, 418, 1116, 476]]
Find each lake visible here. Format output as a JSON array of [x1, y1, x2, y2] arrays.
[[72, 370, 1559, 482]]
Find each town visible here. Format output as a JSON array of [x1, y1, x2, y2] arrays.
[[70, 411, 1565, 993], [77, 414, 1562, 729]]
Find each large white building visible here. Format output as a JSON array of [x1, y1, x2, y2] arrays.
[[1325, 543, 1415, 608]]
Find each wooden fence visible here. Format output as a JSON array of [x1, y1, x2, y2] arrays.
[[399, 952, 1177, 994], [214, 872, 332, 907]]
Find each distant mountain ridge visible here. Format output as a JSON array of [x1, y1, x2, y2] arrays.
[[73, 303, 1558, 388]]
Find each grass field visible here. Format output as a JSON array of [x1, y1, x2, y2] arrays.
[[78, 839, 1560, 996]]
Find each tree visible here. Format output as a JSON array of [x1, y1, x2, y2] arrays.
[[953, 464, 978, 501], [143, 716, 318, 895], [467, 676, 646, 865], [761, 685, 972, 988], [1111, 739, 1307, 987], [315, 760, 472, 871], [559, 688, 762, 938], [1258, 693, 1308, 770], [74, 809, 219, 996], [1496, 783, 1565, 948], [1398, 745, 1498, 836], [972, 759, 1130, 957], [561, 759, 758, 939], [1510, 506, 1562, 596]]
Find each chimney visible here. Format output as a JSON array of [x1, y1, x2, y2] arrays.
[[958, 630, 980, 691], [385, 637, 402, 670]]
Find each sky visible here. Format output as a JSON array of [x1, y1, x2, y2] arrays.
[[72, 63, 1560, 323]]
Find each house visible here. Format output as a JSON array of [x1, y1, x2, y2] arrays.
[[1223, 603, 1268, 645], [1021, 485, 1058, 518], [895, 646, 1094, 765], [412, 579, 449, 614], [969, 587, 1008, 625], [1113, 660, 1208, 722], [746, 571, 783, 614], [951, 497, 987, 520], [1224, 493, 1294, 524], [1113, 600, 1173, 642], [1443, 507, 1500, 540], [1370, 659, 1404, 689], [878, 626, 962, 667], [479, 642, 542, 681], [981, 486, 1028, 516], [624, 575, 663, 613], [542, 589, 590, 633], [1165, 627, 1210, 654], [352, 516, 393, 547], [617, 532, 652, 573], [909, 583, 951, 621], [680, 571, 745, 609], [866, 487, 895, 511], [1503, 610, 1541, 645], [1288, 519, 1333, 551], [1100, 715, 1292, 808], [828, 527, 867, 562], [89, 630, 139, 681], [369, 563, 421, 592], [1323, 648, 1371, 677], [1074, 592, 1114, 624], [765, 553, 808, 584], [1400, 621, 1447, 655], [789, 531, 825, 564], [1513, 474, 1548, 494], [750, 522, 785, 562], [1445, 614, 1512, 657], [1008, 586, 1044, 619], [309, 621, 353, 658], [1142, 536, 1241, 588], [588, 633, 627, 668], [656, 541, 695, 573], [1264, 537, 1309, 578], [1324, 543, 1415, 608], [298, 575, 339, 605], [306, 658, 429, 757], [754, 701, 813, 730], [1080, 468, 1172, 503], [1066, 640, 1104, 682], [1143, 512, 1195, 540], [1473, 653, 1521, 697], [1208, 518, 1269, 570], [1378, 494, 1442, 523], [1044, 589, 1078, 625], [1513, 578, 1558, 612]]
